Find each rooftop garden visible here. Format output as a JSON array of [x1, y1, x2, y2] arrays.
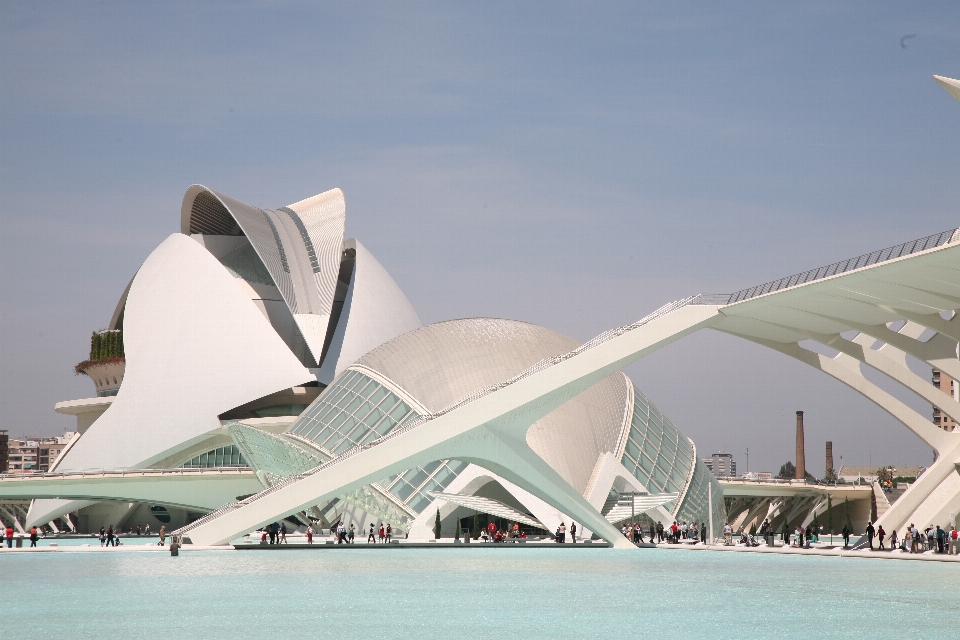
[[74, 329, 125, 374]]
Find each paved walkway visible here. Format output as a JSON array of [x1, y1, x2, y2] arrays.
[[651, 540, 960, 563]]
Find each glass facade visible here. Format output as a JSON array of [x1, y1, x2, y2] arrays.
[[287, 369, 467, 516], [289, 369, 418, 455], [228, 423, 326, 480], [619, 387, 694, 511], [674, 457, 726, 538], [181, 445, 247, 468], [379, 459, 468, 515], [619, 385, 723, 535]]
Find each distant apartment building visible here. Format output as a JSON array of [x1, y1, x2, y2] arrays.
[[6, 432, 76, 474], [702, 452, 737, 478], [0, 430, 8, 473], [932, 369, 957, 432]]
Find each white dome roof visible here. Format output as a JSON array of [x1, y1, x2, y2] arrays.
[[356, 318, 630, 494]]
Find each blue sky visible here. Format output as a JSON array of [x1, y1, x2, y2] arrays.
[[1, 1, 958, 473]]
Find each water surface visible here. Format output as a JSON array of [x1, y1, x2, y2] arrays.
[[6, 548, 956, 637]]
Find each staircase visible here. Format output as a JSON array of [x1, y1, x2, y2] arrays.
[[873, 483, 909, 520]]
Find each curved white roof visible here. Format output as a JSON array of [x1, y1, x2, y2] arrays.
[[317, 238, 421, 384], [355, 318, 631, 494], [179, 185, 346, 365]]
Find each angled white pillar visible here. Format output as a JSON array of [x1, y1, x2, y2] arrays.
[[723, 331, 953, 452]]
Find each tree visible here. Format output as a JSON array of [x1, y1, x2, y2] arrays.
[[749, 523, 757, 536], [472, 513, 480, 540], [812, 511, 820, 535], [826, 495, 833, 534], [870, 484, 878, 522], [454, 518, 460, 542], [778, 461, 796, 479], [844, 497, 852, 532], [781, 519, 790, 542], [433, 508, 441, 540]]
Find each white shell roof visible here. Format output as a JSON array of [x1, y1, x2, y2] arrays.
[[355, 318, 631, 494]]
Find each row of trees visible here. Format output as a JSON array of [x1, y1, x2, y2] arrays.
[[89, 330, 124, 361]]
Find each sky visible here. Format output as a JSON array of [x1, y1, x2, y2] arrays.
[[1, 1, 959, 474]]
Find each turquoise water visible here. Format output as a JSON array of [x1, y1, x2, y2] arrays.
[[5, 549, 957, 637]]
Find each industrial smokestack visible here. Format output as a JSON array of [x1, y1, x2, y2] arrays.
[[825, 440, 833, 475], [796, 411, 806, 479]]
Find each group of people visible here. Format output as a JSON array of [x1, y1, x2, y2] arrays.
[[367, 522, 392, 543], [621, 520, 706, 545], [866, 522, 960, 554], [4, 525, 42, 547], [553, 521, 576, 543], [480, 522, 530, 542], [259, 522, 288, 544]]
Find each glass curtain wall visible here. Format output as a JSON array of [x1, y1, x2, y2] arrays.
[[287, 368, 467, 516]]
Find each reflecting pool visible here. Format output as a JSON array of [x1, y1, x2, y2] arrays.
[[7, 548, 957, 637]]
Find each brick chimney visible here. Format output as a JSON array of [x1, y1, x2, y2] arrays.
[[796, 411, 806, 479]]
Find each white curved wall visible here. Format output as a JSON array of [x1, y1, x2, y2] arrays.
[[317, 238, 421, 384], [27, 233, 313, 527]]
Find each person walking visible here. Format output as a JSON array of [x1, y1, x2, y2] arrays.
[[378, 523, 385, 543], [950, 526, 959, 555], [700, 522, 707, 544], [106, 525, 115, 547], [158, 525, 166, 547], [877, 525, 886, 550], [889, 529, 898, 551], [349, 523, 356, 543], [4, 525, 12, 548], [368, 523, 376, 543], [570, 522, 577, 543], [306, 524, 313, 544], [841, 523, 851, 548], [386, 524, 392, 543], [29, 526, 38, 547], [936, 525, 946, 553], [656, 521, 664, 543], [280, 522, 288, 544], [99, 527, 106, 547], [865, 521, 875, 550]]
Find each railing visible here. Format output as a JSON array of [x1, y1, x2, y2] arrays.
[[725, 228, 959, 304], [0, 467, 254, 481], [716, 476, 871, 487]]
